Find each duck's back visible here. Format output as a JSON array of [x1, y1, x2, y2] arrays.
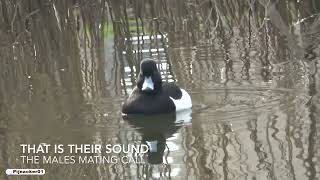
[[163, 82, 192, 111], [162, 83, 182, 99], [122, 87, 176, 115]]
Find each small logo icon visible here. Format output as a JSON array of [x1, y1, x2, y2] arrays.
[[6, 169, 45, 175]]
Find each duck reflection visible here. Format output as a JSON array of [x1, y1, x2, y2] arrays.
[[123, 109, 192, 164]]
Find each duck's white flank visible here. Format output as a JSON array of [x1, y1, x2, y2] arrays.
[[175, 108, 192, 124], [170, 89, 192, 112]]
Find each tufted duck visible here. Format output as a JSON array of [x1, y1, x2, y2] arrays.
[[122, 59, 192, 115]]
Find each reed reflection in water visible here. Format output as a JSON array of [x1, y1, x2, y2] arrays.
[[0, 0, 320, 179]]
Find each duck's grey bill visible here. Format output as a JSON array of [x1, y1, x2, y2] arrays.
[[142, 76, 154, 91]]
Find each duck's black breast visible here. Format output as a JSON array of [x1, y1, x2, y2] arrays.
[[122, 87, 176, 115]]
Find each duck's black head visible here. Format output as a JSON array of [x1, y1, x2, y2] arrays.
[[137, 59, 162, 93]]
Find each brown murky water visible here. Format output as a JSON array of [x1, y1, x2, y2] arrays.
[[0, 0, 320, 179]]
